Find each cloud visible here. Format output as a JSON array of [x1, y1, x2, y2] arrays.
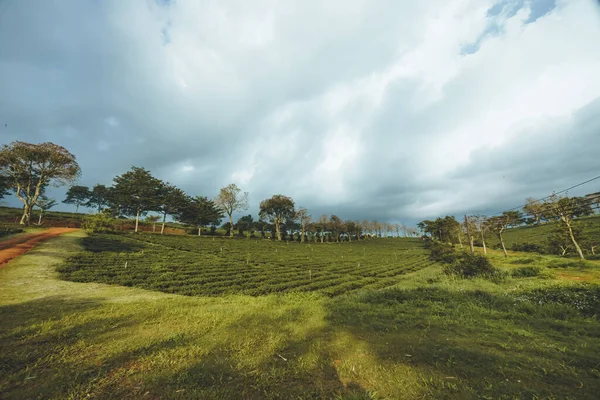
[[1, 0, 599, 225]]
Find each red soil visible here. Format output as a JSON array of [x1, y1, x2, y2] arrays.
[[0, 228, 79, 268]]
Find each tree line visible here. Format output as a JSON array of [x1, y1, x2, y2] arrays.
[[419, 192, 600, 260], [0, 141, 417, 241]]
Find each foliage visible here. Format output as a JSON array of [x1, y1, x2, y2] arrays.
[[0, 141, 80, 225], [510, 242, 545, 253], [176, 196, 223, 235], [59, 234, 431, 297], [0, 223, 23, 237], [62, 185, 90, 212], [111, 166, 162, 232], [215, 183, 248, 238], [259, 194, 296, 241], [510, 284, 600, 317], [417, 216, 461, 244], [510, 266, 541, 277], [443, 253, 505, 280], [424, 239, 457, 263], [85, 184, 111, 211], [81, 212, 119, 233]]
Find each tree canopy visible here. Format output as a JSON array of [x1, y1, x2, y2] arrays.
[[215, 183, 249, 238], [0, 141, 80, 225], [112, 166, 162, 232], [63, 185, 91, 213], [259, 194, 295, 241]]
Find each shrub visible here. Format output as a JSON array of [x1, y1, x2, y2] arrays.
[[444, 253, 505, 280], [425, 240, 457, 264], [0, 224, 24, 237], [510, 242, 545, 253], [82, 213, 119, 233], [511, 284, 600, 317], [511, 266, 541, 277]]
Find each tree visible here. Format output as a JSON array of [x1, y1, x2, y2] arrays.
[[259, 195, 295, 241], [474, 215, 489, 255], [329, 215, 345, 242], [112, 167, 162, 233], [523, 198, 544, 225], [63, 185, 90, 213], [0, 176, 10, 199], [157, 183, 187, 235], [541, 194, 586, 260], [177, 196, 223, 236], [0, 141, 80, 225], [145, 215, 161, 233], [487, 211, 521, 258], [86, 184, 111, 212], [215, 184, 249, 238], [33, 196, 57, 225], [296, 208, 311, 243], [236, 214, 254, 237]]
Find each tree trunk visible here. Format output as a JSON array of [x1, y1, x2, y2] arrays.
[[481, 230, 487, 255], [161, 212, 167, 235], [198, 226, 202, 236], [152, 222, 156, 233], [275, 219, 282, 241], [135, 210, 140, 233], [301, 227, 305, 243], [499, 233, 508, 258], [457, 233, 463, 249], [76, 204, 79, 214], [38, 212, 43, 225], [566, 223, 585, 260], [229, 214, 234, 238], [320, 233, 324, 243], [20, 204, 31, 225]]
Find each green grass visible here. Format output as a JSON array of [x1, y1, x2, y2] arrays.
[[1, 233, 600, 399]]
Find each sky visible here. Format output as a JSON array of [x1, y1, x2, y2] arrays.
[[1, 0, 600, 225]]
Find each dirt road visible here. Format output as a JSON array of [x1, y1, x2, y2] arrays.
[[0, 228, 79, 267]]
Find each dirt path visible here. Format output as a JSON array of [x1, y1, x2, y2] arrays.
[[0, 228, 79, 267]]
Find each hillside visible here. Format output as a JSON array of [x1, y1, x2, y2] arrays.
[[487, 214, 600, 254]]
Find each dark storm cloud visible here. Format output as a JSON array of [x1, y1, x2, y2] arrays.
[[1, 0, 599, 226]]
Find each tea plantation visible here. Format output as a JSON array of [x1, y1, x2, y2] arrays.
[[58, 234, 435, 297]]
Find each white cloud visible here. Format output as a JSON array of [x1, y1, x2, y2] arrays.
[[1, 0, 599, 223]]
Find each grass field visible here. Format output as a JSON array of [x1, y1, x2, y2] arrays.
[[1, 232, 600, 399]]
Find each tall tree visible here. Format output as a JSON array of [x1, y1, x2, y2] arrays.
[[33, 196, 57, 226], [296, 208, 311, 243], [177, 196, 223, 236], [487, 211, 521, 258], [157, 183, 187, 235], [329, 215, 345, 242], [112, 167, 162, 233], [0, 141, 80, 225], [474, 215, 489, 255], [63, 185, 91, 213], [86, 184, 111, 212], [541, 194, 586, 260], [215, 183, 249, 238], [236, 214, 254, 237], [259, 195, 295, 241], [523, 198, 544, 225]]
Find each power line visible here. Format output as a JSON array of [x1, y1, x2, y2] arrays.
[[487, 174, 600, 217]]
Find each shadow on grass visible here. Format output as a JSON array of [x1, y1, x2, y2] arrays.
[[0, 295, 373, 400], [326, 286, 600, 399], [80, 235, 146, 253]]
